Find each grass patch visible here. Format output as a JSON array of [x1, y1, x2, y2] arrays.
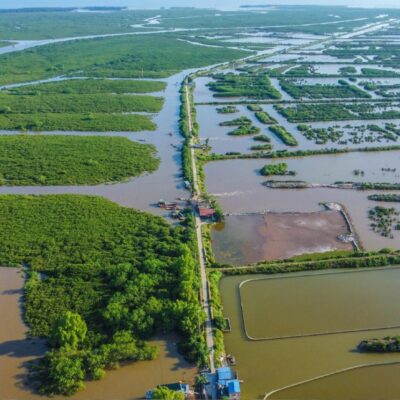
[[0, 135, 159, 185]]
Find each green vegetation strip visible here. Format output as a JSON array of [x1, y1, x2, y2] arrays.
[[0, 135, 159, 185], [0, 93, 163, 114], [0, 195, 207, 395], [198, 145, 400, 162], [269, 125, 298, 146], [215, 250, 400, 275], [7, 79, 167, 95], [368, 194, 400, 202], [0, 113, 155, 132], [254, 111, 276, 124]]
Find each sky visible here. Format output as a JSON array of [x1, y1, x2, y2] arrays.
[[1, 0, 400, 9]]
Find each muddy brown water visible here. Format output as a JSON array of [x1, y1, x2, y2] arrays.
[[269, 363, 400, 400], [0, 268, 47, 400], [204, 157, 400, 250], [0, 267, 196, 400], [220, 269, 400, 400], [211, 211, 352, 265], [240, 268, 400, 339]]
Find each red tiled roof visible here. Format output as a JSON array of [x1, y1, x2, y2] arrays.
[[199, 207, 215, 217]]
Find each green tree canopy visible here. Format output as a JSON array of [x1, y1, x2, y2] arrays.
[[50, 311, 87, 350], [152, 386, 185, 400]]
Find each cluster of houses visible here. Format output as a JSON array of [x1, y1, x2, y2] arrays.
[[215, 367, 241, 400], [158, 199, 216, 221], [145, 367, 240, 399]]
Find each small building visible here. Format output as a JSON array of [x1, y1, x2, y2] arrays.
[[216, 367, 241, 400], [198, 205, 215, 219], [158, 199, 179, 211]]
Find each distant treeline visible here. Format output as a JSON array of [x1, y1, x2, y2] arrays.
[[0, 7, 126, 13]]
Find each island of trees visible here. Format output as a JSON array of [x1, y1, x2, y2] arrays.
[[358, 336, 400, 352], [0, 135, 159, 185]]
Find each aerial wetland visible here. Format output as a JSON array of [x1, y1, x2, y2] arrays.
[[2, 4, 400, 400]]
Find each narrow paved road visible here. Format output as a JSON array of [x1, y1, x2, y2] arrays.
[[184, 81, 216, 377]]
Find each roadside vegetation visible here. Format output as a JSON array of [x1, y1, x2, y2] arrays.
[[0, 194, 207, 395], [214, 249, 400, 274], [0, 135, 159, 185]]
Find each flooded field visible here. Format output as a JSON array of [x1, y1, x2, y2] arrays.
[[260, 150, 400, 184], [240, 268, 400, 339], [220, 269, 400, 400], [269, 363, 400, 400], [211, 211, 352, 265], [204, 159, 400, 250]]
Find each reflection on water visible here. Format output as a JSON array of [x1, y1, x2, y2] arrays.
[[220, 271, 400, 400]]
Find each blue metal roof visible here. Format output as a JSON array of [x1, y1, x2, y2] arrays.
[[227, 380, 241, 394], [217, 367, 233, 382]]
